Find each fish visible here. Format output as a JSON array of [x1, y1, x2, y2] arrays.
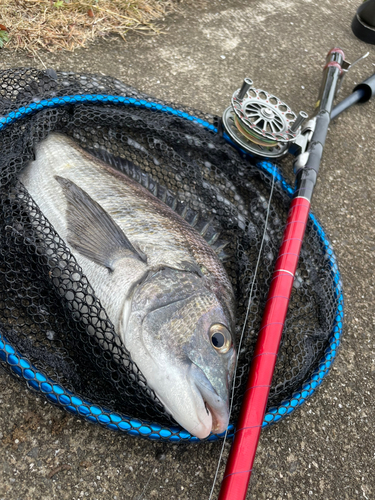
[[18, 133, 236, 439]]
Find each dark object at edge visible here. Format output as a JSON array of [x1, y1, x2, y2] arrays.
[[352, 0, 375, 44]]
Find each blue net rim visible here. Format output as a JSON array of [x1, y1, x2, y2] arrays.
[[0, 95, 344, 443]]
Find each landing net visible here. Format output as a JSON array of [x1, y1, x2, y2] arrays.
[[0, 68, 343, 442]]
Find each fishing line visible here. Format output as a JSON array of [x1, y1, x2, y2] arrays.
[[208, 163, 277, 500], [134, 464, 157, 500], [135, 447, 170, 500], [135, 162, 277, 500]]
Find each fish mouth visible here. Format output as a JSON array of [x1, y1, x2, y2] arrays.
[[137, 361, 230, 440], [190, 363, 229, 438]]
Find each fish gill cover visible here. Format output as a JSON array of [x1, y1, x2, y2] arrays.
[[0, 68, 342, 440]]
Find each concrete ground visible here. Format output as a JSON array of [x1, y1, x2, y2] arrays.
[[1, 0, 374, 498]]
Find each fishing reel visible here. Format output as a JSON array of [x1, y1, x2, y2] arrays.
[[223, 46, 372, 160], [222, 78, 309, 159]]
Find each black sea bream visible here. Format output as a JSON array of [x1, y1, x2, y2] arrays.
[[19, 133, 236, 438]]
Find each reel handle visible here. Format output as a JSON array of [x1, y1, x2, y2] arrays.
[[217, 48, 345, 500]]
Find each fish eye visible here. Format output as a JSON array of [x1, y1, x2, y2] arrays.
[[209, 324, 232, 354]]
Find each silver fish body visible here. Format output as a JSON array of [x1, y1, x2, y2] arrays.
[[19, 133, 236, 438]]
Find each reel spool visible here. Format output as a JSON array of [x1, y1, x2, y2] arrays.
[[222, 78, 308, 158]]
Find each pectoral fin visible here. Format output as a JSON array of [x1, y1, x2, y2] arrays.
[[55, 175, 147, 271]]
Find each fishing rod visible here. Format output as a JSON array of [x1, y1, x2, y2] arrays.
[[218, 47, 373, 499]]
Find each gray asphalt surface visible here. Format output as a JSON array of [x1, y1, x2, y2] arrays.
[[1, 0, 374, 499]]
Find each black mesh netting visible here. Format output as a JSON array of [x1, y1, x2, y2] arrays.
[[0, 68, 340, 432]]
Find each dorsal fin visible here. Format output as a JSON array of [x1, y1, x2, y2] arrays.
[[86, 146, 230, 261]]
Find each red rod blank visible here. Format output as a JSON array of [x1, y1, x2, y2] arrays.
[[218, 197, 311, 500]]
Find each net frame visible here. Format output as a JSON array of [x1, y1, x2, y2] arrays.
[[0, 83, 344, 443]]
